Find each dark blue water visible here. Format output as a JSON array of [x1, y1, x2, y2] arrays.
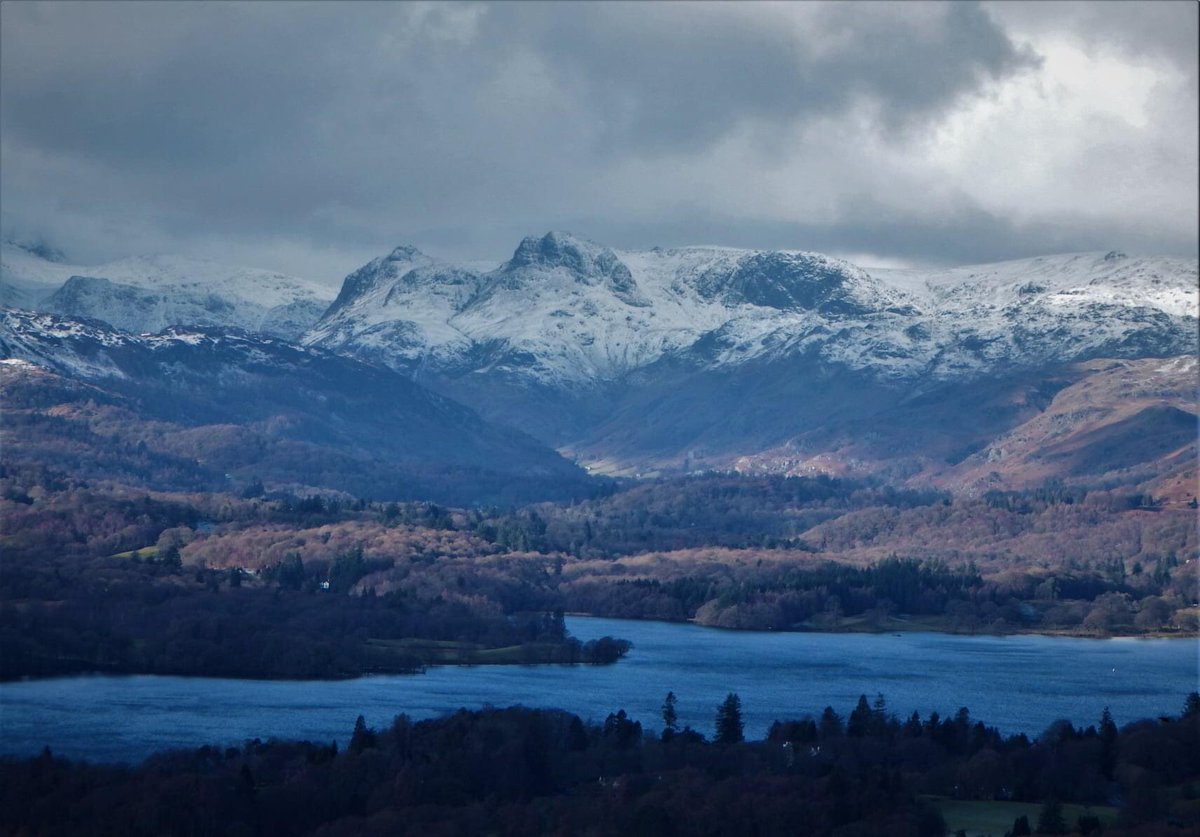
[[1, 616, 1196, 764]]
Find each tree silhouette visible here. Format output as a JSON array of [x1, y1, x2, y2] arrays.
[[350, 715, 376, 753], [847, 694, 872, 737], [1099, 706, 1118, 779], [662, 691, 678, 740], [715, 693, 744, 745]]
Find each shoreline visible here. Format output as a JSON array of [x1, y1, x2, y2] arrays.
[[4, 615, 1193, 686], [566, 611, 1200, 641]]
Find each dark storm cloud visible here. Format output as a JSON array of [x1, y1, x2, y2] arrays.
[[0, 1, 1194, 278], [2, 3, 1032, 162], [491, 1, 1037, 151]]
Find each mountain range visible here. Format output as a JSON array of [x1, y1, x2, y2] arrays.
[[304, 232, 1197, 490], [1, 241, 333, 341], [1, 233, 1196, 500], [312, 233, 1196, 388]]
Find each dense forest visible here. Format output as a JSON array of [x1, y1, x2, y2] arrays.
[[3, 694, 1197, 836], [1, 464, 1196, 681], [0, 546, 628, 680]]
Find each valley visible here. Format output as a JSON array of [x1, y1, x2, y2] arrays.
[[304, 235, 1197, 482], [6, 234, 1194, 494], [0, 238, 1196, 837], [4, 4, 1197, 834], [2, 237, 1196, 682]]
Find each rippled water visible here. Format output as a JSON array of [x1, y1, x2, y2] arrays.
[[2, 616, 1196, 763]]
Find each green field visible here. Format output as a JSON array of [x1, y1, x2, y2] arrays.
[[932, 798, 1117, 837]]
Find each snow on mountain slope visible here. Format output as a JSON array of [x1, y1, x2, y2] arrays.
[[0, 308, 319, 382], [308, 232, 922, 384], [0, 308, 592, 504], [310, 245, 479, 370], [309, 232, 689, 383], [874, 250, 1198, 318], [43, 274, 330, 341], [447, 233, 693, 384], [0, 242, 77, 307], [307, 233, 1197, 390], [1, 242, 334, 340], [0, 309, 137, 380], [865, 250, 1198, 375]]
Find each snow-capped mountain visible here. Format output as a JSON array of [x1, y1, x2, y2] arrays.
[[1, 242, 334, 340], [7, 230, 1193, 487], [310, 234, 1196, 387], [0, 309, 590, 504], [305, 232, 1197, 470], [307, 232, 929, 386]]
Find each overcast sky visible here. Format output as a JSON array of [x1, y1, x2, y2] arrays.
[[2, 1, 1196, 284]]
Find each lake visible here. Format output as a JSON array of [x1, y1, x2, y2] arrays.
[[1, 616, 1196, 764]]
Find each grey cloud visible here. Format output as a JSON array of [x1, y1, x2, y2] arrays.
[[540, 195, 1199, 268], [508, 1, 1038, 151], [986, 1, 1198, 79], [1, 3, 617, 258], [3, 3, 1031, 171], [793, 197, 1200, 265], [0, 1, 1193, 278]]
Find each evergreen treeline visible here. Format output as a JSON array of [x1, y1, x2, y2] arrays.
[[2, 695, 1197, 836]]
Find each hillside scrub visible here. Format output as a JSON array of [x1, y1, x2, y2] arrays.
[[2, 468, 1196, 683]]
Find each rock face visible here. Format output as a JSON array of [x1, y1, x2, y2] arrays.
[[306, 233, 1198, 483], [2, 243, 334, 340], [0, 310, 591, 505]]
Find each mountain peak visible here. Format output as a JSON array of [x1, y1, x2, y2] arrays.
[[324, 245, 437, 315], [508, 231, 609, 271], [386, 244, 426, 262], [696, 251, 871, 312], [493, 231, 649, 308], [502, 231, 644, 304]]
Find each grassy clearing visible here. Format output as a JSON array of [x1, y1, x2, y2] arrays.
[[932, 798, 1117, 837], [365, 638, 580, 666], [111, 546, 160, 560]]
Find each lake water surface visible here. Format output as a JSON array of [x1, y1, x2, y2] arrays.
[[2, 616, 1196, 763]]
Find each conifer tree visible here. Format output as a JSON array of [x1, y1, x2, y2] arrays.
[[715, 693, 744, 745], [350, 715, 376, 753], [662, 691, 678, 740]]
